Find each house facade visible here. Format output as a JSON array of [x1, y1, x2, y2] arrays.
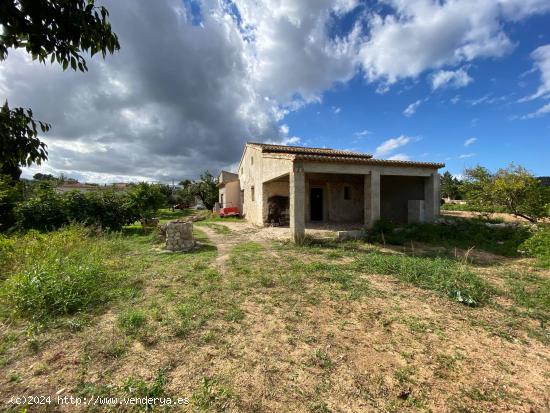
[[220, 143, 444, 242]]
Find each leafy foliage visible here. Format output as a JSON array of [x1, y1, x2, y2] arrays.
[[440, 171, 463, 200], [0, 226, 116, 320], [0, 0, 119, 71], [0, 174, 23, 230], [127, 183, 166, 220], [15, 183, 137, 231], [180, 171, 219, 210], [519, 226, 550, 269], [463, 164, 549, 222], [0, 102, 49, 179]]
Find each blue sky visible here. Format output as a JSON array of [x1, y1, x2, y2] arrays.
[[283, 9, 550, 177], [2, 0, 550, 182]]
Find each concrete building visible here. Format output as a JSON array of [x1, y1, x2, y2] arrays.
[[217, 170, 241, 208], [220, 143, 444, 242]]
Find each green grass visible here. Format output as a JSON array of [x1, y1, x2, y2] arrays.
[[191, 377, 237, 411], [354, 251, 493, 306], [195, 222, 232, 235], [504, 271, 550, 321], [0, 226, 126, 321], [117, 308, 147, 336], [369, 218, 531, 257], [518, 226, 550, 268]]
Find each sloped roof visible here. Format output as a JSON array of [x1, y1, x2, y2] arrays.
[[248, 142, 373, 159], [292, 154, 445, 169], [247, 142, 444, 169]]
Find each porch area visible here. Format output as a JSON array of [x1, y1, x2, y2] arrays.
[[262, 164, 440, 242]]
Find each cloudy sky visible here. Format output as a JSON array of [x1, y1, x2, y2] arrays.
[[2, 0, 550, 182]]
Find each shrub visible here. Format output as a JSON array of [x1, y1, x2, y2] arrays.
[[519, 226, 550, 269], [0, 226, 116, 320], [15, 185, 137, 231], [126, 183, 165, 221], [15, 183, 68, 231], [0, 235, 17, 279]]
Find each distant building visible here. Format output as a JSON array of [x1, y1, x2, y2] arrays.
[[537, 177, 550, 187], [55, 182, 100, 193]]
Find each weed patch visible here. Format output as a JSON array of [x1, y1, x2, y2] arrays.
[[191, 377, 237, 411], [0, 226, 124, 321], [368, 218, 531, 257], [355, 252, 492, 306], [117, 309, 147, 336]]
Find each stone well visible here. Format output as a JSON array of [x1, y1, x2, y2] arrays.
[[165, 220, 195, 251]]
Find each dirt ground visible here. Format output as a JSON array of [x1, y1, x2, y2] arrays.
[[1, 220, 549, 412], [441, 210, 536, 223]]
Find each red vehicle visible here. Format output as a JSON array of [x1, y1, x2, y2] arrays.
[[219, 206, 240, 218]]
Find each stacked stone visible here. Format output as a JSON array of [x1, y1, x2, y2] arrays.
[[165, 221, 195, 251]]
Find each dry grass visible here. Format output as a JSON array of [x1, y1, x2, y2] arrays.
[[1, 219, 549, 412]]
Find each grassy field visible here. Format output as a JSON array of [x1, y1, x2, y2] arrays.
[[0, 210, 549, 412]]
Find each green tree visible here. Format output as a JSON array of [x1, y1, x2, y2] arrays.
[[33, 173, 57, 181], [127, 183, 165, 222], [440, 171, 463, 200], [463, 164, 549, 222], [0, 103, 49, 179], [175, 179, 195, 208], [0, 0, 120, 177], [181, 172, 218, 210]]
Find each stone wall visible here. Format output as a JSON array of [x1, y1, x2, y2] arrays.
[[165, 221, 195, 251]]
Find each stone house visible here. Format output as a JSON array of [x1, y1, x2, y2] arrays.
[[219, 143, 444, 242]]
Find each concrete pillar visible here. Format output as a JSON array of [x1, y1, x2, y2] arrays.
[[424, 171, 440, 222], [364, 170, 380, 228], [290, 164, 305, 243]]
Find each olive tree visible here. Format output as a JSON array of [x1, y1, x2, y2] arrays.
[[463, 164, 549, 223]]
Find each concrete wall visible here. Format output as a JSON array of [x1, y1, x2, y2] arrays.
[[380, 175, 425, 223], [305, 173, 364, 223], [219, 180, 241, 208], [238, 145, 292, 225], [238, 145, 263, 224]]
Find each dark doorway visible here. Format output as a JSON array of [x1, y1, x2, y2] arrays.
[[310, 187, 323, 221]]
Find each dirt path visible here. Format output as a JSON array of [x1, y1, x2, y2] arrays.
[[198, 222, 280, 274]]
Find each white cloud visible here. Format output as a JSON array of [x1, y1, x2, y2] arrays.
[[332, 106, 342, 114], [357, 0, 549, 87], [459, 153, 476, 158], [375, 135, 411, 157], [403, 99, 423, 117], [3, 0, 550, 181], [431, 68, 473, 90], [520, 44, 550, 101], [354, 129, 371, 137], [522, 102, 550, 119], [464, 137, 477, 146], [388, 153, 410, 161]]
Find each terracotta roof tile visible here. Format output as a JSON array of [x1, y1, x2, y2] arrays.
[[248, 142, 373, 159], [293, 153, 445, 169]]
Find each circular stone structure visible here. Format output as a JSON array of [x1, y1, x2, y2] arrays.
[[165, 220, 195, 251]]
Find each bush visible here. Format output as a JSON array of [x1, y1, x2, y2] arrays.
[[126, 183, 165, 221], [0, 226, 117, 320], [519, 226, 550, 269], [15, 185, 137, 231]]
